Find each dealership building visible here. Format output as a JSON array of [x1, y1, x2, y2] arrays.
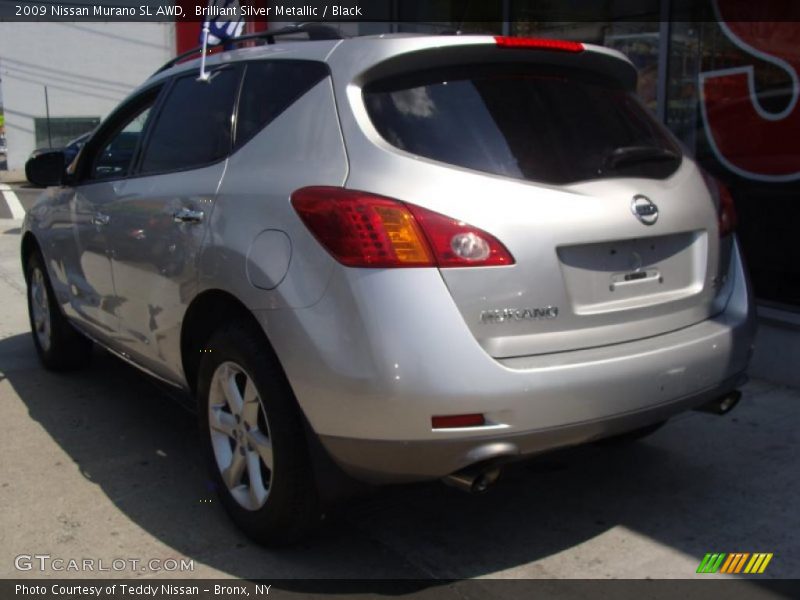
[[0, 23, 175, 168], [0, 1, 797, 383]]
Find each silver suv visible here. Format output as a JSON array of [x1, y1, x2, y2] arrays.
[[21, 29, 756, 544]]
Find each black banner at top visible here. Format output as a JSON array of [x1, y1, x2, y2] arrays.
[[1, 0, 800, 23]]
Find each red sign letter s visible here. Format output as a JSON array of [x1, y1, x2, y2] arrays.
[[700, 0, 800, 181]]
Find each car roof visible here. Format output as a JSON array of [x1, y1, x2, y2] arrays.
[[148, 32, 634, 87]]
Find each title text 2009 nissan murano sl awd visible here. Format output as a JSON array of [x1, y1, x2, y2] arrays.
[[21, 29, 756, 544]]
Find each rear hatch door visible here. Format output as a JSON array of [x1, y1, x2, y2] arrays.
[[352, 40, 725, 357]]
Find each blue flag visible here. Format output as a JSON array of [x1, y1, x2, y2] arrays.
[[201, 0, 245, 47]]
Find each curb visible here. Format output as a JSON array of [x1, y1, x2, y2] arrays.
[[0, 169, 27, 184]]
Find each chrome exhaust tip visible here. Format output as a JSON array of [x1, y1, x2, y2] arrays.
[[442, 466, 501, 494], [694, 390, 742, 415]]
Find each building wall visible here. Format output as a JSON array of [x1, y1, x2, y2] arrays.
[[0, 23, 174, 169]]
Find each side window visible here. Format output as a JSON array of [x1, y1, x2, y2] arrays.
[[139, 67, 239, 174], [86, 91, 158, 181], [92, 108, 152, 180], [235, 61, 329, 149]]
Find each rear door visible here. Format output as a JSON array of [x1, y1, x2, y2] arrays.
[[357, 56, 726, 358]]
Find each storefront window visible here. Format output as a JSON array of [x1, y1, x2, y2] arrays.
[[665, 22, 701, 151], [667, 11, 800, 309], [511, 16, 663, 115], [395, 0, 501, 34], [33, 117, 100, 150], [602, 23, 662, 114]]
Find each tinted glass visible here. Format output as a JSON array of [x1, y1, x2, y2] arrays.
[[89, 102, 156, 179], [364, 64, 682, 184], [235, 61, 329, 148], [91, 106, 152, 180], [140, 67, 239, 174]]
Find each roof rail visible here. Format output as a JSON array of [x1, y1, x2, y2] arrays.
[[152, 23, 346, 76]]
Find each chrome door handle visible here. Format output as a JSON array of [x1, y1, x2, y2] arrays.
[[173, 207, 205, 224], [92, 213, 110, 226]]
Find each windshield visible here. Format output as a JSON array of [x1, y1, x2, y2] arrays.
[[363, 64, 682, 185]]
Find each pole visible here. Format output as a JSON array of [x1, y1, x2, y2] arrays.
[[198, 22, 211, 82], [44, 85, 52, 148], [656, 0, 672, 124]]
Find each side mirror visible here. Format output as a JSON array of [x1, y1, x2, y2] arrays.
[[26, 151, 67, 187]]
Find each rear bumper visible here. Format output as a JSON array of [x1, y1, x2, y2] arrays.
[[319, 372, 746, 483], [259, 240, 756, 484]]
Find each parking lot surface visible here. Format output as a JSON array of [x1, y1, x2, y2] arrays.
[[0, 200, 797, 583]]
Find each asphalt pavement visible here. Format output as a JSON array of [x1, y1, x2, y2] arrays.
[[0, 197, 797, 586]]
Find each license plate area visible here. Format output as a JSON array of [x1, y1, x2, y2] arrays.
[[557, 231, 706, 315]]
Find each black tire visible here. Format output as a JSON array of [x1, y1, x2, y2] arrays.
[[25, 250, 92, 371], [596, 421, 667, 446], [197, 320, 321, 546]]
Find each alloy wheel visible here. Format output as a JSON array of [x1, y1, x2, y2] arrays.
[[208, 361, 274, 511], [30, 267, 52, 352]]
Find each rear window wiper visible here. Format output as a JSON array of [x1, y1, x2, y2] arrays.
[[602, 146, 680, 171]]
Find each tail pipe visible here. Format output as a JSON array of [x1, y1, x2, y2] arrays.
[[694, 390, 742, 415], [442, 465, 501, 494], [442, 390, 743, 492]]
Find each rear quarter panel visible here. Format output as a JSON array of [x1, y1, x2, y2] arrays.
[[199, 75, 347, 311]]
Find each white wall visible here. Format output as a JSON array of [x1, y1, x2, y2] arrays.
[[0, 23, 174, 169]]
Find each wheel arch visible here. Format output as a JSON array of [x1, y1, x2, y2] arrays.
[[180, 288, 361, 500], [180, 289, 281, 395]]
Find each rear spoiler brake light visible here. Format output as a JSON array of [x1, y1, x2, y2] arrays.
[[494, 36, 584, 53]]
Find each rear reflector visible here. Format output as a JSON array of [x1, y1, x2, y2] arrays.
[[494, 36, 584, 53], [291, 187, 514, 268], [432, 414, 486, 429]]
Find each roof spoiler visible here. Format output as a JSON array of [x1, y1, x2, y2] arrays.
[[353, 38, 638, 92]]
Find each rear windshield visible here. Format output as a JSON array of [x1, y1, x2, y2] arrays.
[[363, 64, 682, 185]]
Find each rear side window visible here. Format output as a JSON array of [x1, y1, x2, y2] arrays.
[[363, 64, 682, 185], [235, 60, 329, 149], [140, 67, 239, 174]]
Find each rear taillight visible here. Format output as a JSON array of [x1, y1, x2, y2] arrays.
[[493, 36, 584, 53], [702, 171, 737, 237], [405, 203, 514, 267], [291, 187, 432, 267], [291, 187, 514, 268]]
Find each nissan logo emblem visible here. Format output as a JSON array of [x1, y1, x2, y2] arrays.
[[631, 195, 659, 226]]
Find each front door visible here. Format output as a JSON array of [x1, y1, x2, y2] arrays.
[[66, 87, 162, 344]]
